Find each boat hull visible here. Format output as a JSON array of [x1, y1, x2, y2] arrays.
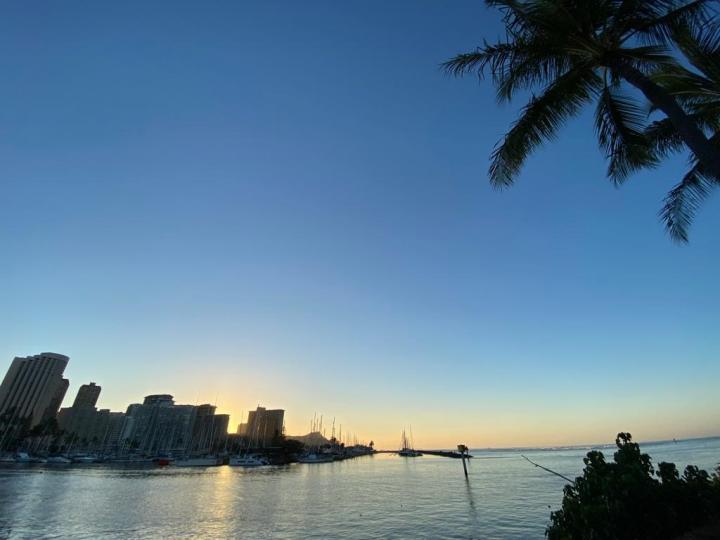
[[228, 454, 270, 467], [398, 450, 423, 457], [297, 453, 335, 464], [175, 458, 221, 467]]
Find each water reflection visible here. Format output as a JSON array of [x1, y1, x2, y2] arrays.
[[1, 439, 718, 540], [464, 477, 480, 528]]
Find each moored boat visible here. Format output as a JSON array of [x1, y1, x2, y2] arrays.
[[153, 454, 175, 466], [297, 452, 334, 464], [71, 454, 99, 464], [398, 428, 422, 457], [228, 454, 270, 467], [14, 452, 34, 463], [107, 456, 155, 464], [175, 456, 222, 467], [47, 455, 73, 464]]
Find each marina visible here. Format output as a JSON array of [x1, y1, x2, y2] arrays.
[[2, 438, 717, 539]]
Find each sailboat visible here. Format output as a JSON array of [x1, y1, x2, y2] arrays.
[[398, 428, 422, 457], [297, 413, 335, 463], [229, 411, 271, 467], [228, 454, 270, 467], [297, 452, 334, 463]]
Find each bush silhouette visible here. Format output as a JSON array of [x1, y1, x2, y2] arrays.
[[547, 433, 720, 539]]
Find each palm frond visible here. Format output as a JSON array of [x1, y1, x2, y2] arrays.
[[443, 42, 519, 78], [688, 100, 720, 127], [672, 22, 720, 82], [444, 37, 575, 103], [595, 87, 657, 183], [615, 45, 679, 73], [651, 67, 720, 99], [494, 51, 572, 102], [645, 118, 686, 156], [489, 66, 601, 187], [628, 0, 715, 46], [486, 0, 577, 36], [661, 23, 720, 115], [660, 161, 718, 242]]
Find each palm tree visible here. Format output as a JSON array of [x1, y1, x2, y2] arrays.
[[646, 24, 720, 240], [444, 0, 719, 239]]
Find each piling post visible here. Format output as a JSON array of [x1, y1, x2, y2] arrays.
[[457, 444, 468, 478]]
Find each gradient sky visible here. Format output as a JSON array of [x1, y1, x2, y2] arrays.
[[1, 0, 718, 449]]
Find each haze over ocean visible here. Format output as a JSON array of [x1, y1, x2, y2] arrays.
[[1, 0, 718, 449]]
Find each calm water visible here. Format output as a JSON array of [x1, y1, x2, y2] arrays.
[[1, 438, 718, 539]]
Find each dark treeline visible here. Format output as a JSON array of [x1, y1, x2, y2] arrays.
[[547, 433, 720, 539]]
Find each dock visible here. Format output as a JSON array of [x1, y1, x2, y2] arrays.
[[376, 449, 473, 459]]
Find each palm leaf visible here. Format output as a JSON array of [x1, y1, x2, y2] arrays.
[[595, 87, 657, 183], [615, 45, 680, 73], [489, 66, 601, 187], [627, 0, 715, 46], [444, 37, 574, 102], [442, 42, 519, 78], [672, 22, 720, 82], [660, 161, 718, 242], [645, 117, 686, 156]]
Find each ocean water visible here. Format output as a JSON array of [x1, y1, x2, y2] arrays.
[[1, 438, 718, 539]]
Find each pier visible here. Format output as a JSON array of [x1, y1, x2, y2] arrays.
[[376, 449, 473, 459]]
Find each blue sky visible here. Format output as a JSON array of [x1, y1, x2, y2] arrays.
[[1, 0, 718, 447]]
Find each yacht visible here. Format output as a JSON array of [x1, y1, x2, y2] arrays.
[[14, 452, 33, 463], [71, 454, 99, 464], [47, 455, 72, 464], [228, 454, 270, 467], [398, 429, 422, 457], [297, 452, 334, 464], [175, 456, 222, 467], [107, 456, 154, 464]]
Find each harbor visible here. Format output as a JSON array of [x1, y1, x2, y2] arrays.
[[2, 438, 718, 539], [0, 445, 474, 467], [1, 425, 472, 467]]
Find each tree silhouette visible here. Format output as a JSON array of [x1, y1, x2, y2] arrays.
[[547, 433, 720, 539], [445, 0, 719, 240]]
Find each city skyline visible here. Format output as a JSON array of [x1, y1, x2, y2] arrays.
[[2, 0, 719, 450], [1, 351, 716, 450]]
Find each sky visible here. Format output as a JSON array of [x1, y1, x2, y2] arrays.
[[1, 0, 718, 450]]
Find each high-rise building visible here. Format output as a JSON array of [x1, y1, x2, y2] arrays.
[[58, 381, 113, 449], [189, 405, 229, 454], [142, 394, 174, 406], [118, 396, 231, 456], [96, 410, 127, 453], [213, 414, 230, 448], [73, 382, 101, 408], [121, 395, 197, 455], [244, 406, 284, 446], [0, 352, 70, 427]]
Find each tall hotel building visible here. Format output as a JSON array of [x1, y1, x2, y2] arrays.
[[0, 352, 70, 427]]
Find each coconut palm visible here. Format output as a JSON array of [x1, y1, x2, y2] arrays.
[[646, 25, 720, 240], [444, 0, 719, 240]]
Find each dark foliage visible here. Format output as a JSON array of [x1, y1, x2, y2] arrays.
[[547, 433, 720, 539], [275, 436, 305, 456], [444, 0, 720, 241]]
